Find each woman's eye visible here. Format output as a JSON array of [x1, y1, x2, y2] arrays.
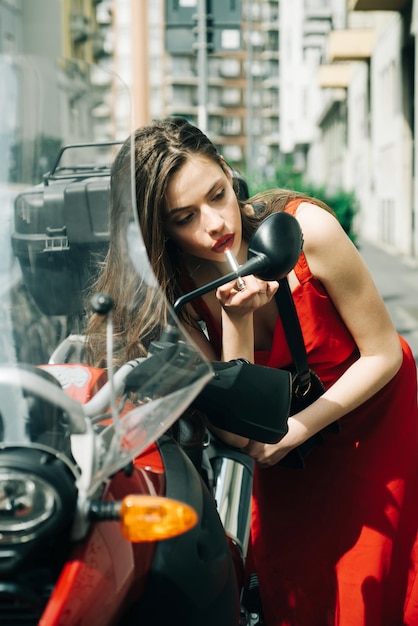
[[213, 188, 225, 202], [175, 213, 193, 226]]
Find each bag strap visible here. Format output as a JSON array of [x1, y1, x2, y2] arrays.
[[274, 277, 312, 395]]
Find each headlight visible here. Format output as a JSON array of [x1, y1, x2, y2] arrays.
[[0, 471, 58, 543], [0, 450, 78, 574]]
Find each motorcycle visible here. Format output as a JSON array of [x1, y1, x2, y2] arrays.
[[0, 52, 302, 626]]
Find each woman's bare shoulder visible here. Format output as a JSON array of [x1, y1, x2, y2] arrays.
[[291, 200, 364, 286], [292, 201, 344, 248]]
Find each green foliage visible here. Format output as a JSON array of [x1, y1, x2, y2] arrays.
[[246, 162, 358, 244]]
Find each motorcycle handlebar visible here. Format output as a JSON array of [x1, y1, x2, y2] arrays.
[[82, 359, 145, 418]]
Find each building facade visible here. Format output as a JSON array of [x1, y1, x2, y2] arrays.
[[313, 0, 416, 257], [0, 0, 124, 186], [2, 0, 418, 258]]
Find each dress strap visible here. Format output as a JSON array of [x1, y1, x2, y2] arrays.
[[283, 198, 313, 285]]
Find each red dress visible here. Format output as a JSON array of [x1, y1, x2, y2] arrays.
[[189, 201, 418, 625]]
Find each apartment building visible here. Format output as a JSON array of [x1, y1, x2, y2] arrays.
[[313, 0, 417, 256], [163, 1, 343, 178], [163, 0, 271, 171], [3, 0, 418, 257], [94, 0, 341, 180], [0, 0, 121, 186]]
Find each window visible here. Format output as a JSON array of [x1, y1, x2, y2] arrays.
[[220, 58, 241, 78], [222, 145, 243, 162], [221, 88, 241, 106], [222, 117, 241, 135]]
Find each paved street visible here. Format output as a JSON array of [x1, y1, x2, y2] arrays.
[[358, 238, 418, 363]]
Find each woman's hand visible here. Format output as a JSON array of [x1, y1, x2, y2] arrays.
[[216, 275, 277, 363], [244, 417, 308, 467], [216, 275, 278, 315], [244, 440, 289, 468]]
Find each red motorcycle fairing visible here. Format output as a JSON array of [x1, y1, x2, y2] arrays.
[[39, 364, 108, 404], [39, 447, 166, 626], [50, 362, 240, 626], [37, 433, 242, 626], [135, 435, 241, 626], [33, 364, 165, 626], [1, 52, 220, 626]]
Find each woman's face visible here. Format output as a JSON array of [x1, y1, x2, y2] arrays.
[[164, 156, 243, 263]]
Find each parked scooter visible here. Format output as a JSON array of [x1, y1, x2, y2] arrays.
[[0, 53, 301, 626]]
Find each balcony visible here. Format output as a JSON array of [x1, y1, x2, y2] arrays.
[[90, 64, 112, 87], [318, 64, 355, 89], [219, 58, 241, 78], [304, 33, 328, 50], [318, 91, 347, 128], [96, 1, 112, 25], [71, 13, 90, 44], [91, 32, 107, 60], [303, 15, 332, 38], [348, 0, 409, 10], [326, 29, 376, 62], [221, 88, 242, 107], [305, 7, 333, 20]]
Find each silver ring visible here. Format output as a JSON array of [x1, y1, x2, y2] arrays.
[[236, 277, 246, 291]]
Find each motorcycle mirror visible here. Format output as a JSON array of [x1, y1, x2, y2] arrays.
[[173, 212, 303, 314], [246, 211, 303, 281]]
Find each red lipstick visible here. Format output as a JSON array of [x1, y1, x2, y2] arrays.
[[212, 234, 234, 253]]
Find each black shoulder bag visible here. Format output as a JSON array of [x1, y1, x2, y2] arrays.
[[190, 278, 339, 466], [275, 277, 339, 468]]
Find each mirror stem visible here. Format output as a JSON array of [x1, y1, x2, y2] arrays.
[[172, 253, 268, 315]]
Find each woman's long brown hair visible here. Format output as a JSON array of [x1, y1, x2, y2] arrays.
[[85, 117, 333, 368]]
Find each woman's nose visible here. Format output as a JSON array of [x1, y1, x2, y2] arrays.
[[203, 207, 225, 234]]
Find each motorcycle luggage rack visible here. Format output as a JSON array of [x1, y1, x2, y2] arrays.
[[43, 141, 123, 185], [12, 142, 120, 318]]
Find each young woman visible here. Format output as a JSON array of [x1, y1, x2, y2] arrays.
[[86, 117, 418, 625]]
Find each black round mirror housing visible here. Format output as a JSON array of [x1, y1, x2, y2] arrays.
[[172, 211, 304, 315], [247, 212, 303, 280]]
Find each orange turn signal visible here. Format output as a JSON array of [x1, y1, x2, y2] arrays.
[[119, 495, 198, 542]]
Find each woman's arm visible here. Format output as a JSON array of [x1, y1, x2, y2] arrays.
[[217, 276, 278, 362], [184, 278, 278, 448], [213, 276, 280, 447], [246, 202, 403, 466], [184, 315, 252, 448]]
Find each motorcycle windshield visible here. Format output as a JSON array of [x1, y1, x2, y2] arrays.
[[0, 54, 211, 492]]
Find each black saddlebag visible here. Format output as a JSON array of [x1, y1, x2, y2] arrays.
[[12, 166, 110, 317]]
